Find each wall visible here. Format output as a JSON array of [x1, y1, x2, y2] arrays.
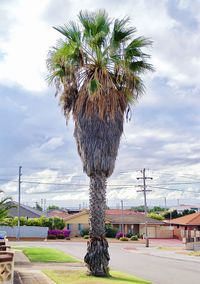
[[0, 226, 48, 239], [65, 212, 89, 225], [140, 225, 173, 238]]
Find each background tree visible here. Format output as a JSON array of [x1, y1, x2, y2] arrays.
[[46, 205, 60, 211], [0, 197, 15, 225], [47, 10, 153, 277], [33, 202, 43, 212]]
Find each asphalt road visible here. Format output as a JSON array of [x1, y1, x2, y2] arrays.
[[11, 241, 200, 284]]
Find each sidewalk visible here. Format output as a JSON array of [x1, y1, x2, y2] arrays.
[[124, 244, 200, 263], [14, 251, 85, 284]]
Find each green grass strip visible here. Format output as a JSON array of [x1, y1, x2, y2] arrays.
[[21, 247, 80, 263], [43, 269, 152, 284]]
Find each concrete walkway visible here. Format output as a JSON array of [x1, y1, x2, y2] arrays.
[[14, 251, 85, 284]]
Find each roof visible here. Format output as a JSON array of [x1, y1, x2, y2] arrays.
[[64, 210, 89, 221], [63, 209, 163, 225], [8, 201, 45, 218], [47, 210, 69, 219], [169, 212, 200, 226], [106, 212, 164, 225], [106, 209, 144, 216]]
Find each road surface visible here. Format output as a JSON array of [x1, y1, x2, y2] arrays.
[[11, 240, 200, 284]]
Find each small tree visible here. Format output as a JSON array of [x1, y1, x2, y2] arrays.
[[47, 205, 60, 210], [33, 202, 43, 211], [0, 197, 15, 225], [147, 212, 164, 221]]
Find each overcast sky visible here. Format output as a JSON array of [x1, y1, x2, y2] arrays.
[[1, 0, 200, 209]]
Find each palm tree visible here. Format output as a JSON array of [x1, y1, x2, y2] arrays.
[[47, 10, 153, 277], [0, 197, 14, 225]]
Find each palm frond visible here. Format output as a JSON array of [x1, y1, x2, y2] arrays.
[[125, 36, 153, 60], [110, 17, 136, 49], [53, 21, 81, 43], [129, 61, 154, 73], [79, 10, 110, 47]]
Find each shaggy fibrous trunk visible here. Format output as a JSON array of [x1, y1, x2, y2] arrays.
[[84, 174, 110, 276], [74, 109, 124, 277]]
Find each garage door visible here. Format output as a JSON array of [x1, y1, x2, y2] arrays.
[[147, 226, 156, 238]]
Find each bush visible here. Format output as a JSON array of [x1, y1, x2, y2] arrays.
[[19, 217, 27, 226], [126, 232, 133, 238], [80, 228, 89, 237], [116, 232, 123, 239], [105, 224, 118, 238], [119, 237, 129, 241], [52, 217, 65, 230], [83, 235, 89, 239], [130, 235, 138, 241], [48, 229, 70, 238], [47, 234, 56, 240], [57, 234, 65, 239], [147, 212, 164, 221]]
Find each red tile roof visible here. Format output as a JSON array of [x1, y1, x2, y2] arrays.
[[170, 212, 200, 225], [106, 209, 144, 215], [48, 210, 69, 219]]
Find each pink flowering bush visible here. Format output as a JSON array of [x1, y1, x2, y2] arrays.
[[48, 229, 70, 238], [115, 232, 123, 239]]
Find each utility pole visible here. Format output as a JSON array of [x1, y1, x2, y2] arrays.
[[17, 166, 22, 241], [121, 200, 124, 237], [137, 168, 152, 247], [164, 197, 167, 209]]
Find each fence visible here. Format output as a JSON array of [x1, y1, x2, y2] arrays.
[[0, 226, 48, 239], [181, 229, 200, 243]]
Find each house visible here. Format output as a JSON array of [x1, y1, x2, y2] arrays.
[[106, 209, 171, 238], [64, 210, 90, 236], [64, 209, 173, 238], [8, 202, 45, 218], [169, 204, 200, 214], [167, 212, 200, 240]]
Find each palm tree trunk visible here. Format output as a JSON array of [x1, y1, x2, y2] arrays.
[[84, 174, 110, 276]]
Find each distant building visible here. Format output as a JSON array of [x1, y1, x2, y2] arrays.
[[167, 212, 200, 240], [169, 204, 200, 214], [8, 201, 45, 218], [63, 209, 172, 238]]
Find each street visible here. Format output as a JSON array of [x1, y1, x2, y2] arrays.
[[11, 240, 200, 284]]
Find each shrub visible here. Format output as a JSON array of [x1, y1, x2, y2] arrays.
[[19, 217, 27, 226], [52, 217, 65, 230], [119, 237, 129, 241], [105, 224, 118, 238], [116, 232, 123, 239], [147, 212, 164, 221], [130, 235, 138, 241], [48, 229, 70, 238], [47, 234, 56, 240], [126, 232, 133, 238], [83, 235, 89, 239], [57, 234, 65, 239], [80, 228, 89, 237]]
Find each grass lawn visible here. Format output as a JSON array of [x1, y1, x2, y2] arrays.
[[16, 247, 80, 263], [157, 247, 182, 251], [43, 270, 152, 284], [188, 251, 200, 256]]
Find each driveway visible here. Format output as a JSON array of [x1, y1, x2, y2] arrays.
[[11, 240, 200, 284]]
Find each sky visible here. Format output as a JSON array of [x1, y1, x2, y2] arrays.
[[1, 0, 200, 209]]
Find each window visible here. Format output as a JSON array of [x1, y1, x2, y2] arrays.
[[78, 224, 83, 231], [67, 224, 72, 230]]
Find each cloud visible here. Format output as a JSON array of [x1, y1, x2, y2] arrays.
[[1, 0, 200, 207]]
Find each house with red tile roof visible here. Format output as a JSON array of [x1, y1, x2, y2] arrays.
[[166, 212, 200, 239], [63, 209, 173, 238]]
